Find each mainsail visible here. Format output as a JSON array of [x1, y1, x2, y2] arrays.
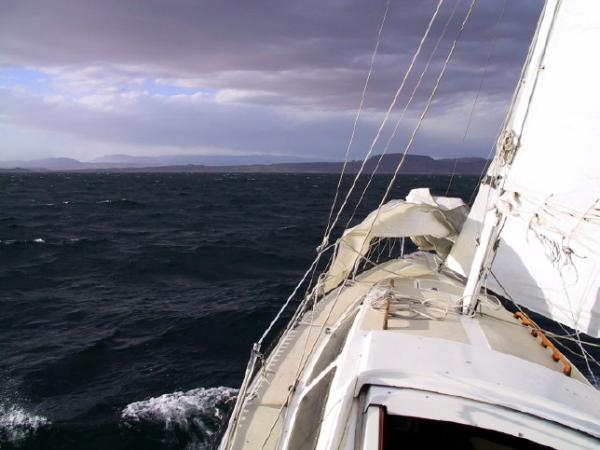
[[447, 0, 600, 336]]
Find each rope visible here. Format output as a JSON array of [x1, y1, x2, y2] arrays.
[[445, 0, 508, 195], [369, 290, 450, 321], [305, 0, 447, 312], [463, 0, 564, 306], [259, 294, 319, 450], [323, 0, 391, 237], [222, 2, 510, 448], [257, 243, 334, 346], [322, 0, 446, 245], [347, 0, 462, 228], [489, 270, 599, 383], [365, 0, 479, 246]]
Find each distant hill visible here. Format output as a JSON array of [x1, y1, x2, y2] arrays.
[[0, 157, 135, 171], [0, 154, 489, 175], [91, 153, 313, 166], [248, 154, 489, 175]]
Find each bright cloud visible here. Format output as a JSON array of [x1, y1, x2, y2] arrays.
[[0, 0, 543, 161]]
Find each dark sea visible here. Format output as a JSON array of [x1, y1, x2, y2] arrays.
[[1, 173, 589, 450]]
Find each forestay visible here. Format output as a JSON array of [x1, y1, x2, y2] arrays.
[[447, 0, 600, 337]]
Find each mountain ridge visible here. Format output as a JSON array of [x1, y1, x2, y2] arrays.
[[0, 154, 489, 174]]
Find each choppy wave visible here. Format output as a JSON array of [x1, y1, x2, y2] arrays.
[[0, 173, 501, 449], [121, 386, 237, 449], [0, 237, 107, 247], [0, 238, 46, 245], [95, 198, 146, 207], [0, 403, 49, 446]]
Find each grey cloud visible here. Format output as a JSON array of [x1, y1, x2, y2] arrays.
[[1, 0, 542, 108], [0, 0, 543, 159], [0, 84, 504, 160]]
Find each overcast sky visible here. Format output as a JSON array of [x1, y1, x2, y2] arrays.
[[0, 0, 543, 162]]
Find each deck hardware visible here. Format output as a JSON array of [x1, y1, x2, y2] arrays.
[[514, 312, 572, 376], [383, 279, 395, 330]]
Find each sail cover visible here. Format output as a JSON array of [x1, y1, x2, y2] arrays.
[[321, 189, 467, 294], [448, 0, 600, 336]]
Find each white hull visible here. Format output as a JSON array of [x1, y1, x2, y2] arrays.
[[220, 252, 600, 449]]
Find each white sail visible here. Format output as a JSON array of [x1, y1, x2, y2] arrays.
[[321, 188, 467, 294], [448, 0, 600, 336]]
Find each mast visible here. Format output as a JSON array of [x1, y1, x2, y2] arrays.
[[461, 0, 561, 315], [461, 0, 600, 338]]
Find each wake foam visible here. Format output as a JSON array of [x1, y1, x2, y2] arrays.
[[0, 404, 49, 445], [121, 386, 237, 449]]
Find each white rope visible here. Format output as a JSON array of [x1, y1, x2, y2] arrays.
[[259, 291, 320, 450], [323, 0, 391, 236], [364, 0, 479, 247], [348, 0, 462, 227], [367, 285, 450, 321], [446, 0, 508, 195], [322, 0, 446, 245], [304, 0, 391, 304], [463, 0, 564, 306], [257, 243, 334, 345], [308, 0, 446, 302], [489, 270, 599, 382]]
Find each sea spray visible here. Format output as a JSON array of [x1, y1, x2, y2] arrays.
[[0, 403, 49, 446], [121, 387, 237, 449]]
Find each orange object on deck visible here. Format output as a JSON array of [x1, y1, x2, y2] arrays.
[[514, 312, 572, 376]]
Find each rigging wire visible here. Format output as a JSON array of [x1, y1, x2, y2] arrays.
[[219, 2, 600, 446], [303, 0, 446, 301], [223, 2, 442, 445], [323, 0, 391, 236], [470, 0, 599, 382], [346, 0, 462, 229], [321, 0, 446, 245], [489, 270, 599, 383], [300, 0, 391, 305], [445, 0, 508, 196], [470, 0, 560, 253], [266, 6, 482, 439], [557, 271, 596, 379], [366, 0, 479, 236], [465, 0, 551, 209], [339, 0, 479, 316]]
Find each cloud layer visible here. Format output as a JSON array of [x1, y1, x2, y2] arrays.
[[0, 0, 543, 161]]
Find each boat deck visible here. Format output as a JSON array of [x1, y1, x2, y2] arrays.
[[225, 253, 590, 449]]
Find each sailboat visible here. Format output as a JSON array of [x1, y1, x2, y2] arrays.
[[219, 0, 600, 448]]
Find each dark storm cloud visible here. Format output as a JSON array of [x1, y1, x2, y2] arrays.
[[0, 0, 543, 159]]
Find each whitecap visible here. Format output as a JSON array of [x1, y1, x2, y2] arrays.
[[121, 386, 237, 447], [33, 238, 45, 244], [97, 200, 112, 204], [0, 404, 49, 445]]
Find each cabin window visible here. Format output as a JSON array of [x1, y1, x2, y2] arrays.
[[306, 310, 356, 383], [363, 411, 555, 450], [286, 368, 336, 450]]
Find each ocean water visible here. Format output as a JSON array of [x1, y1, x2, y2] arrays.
[[2, 172, 582, 449]]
